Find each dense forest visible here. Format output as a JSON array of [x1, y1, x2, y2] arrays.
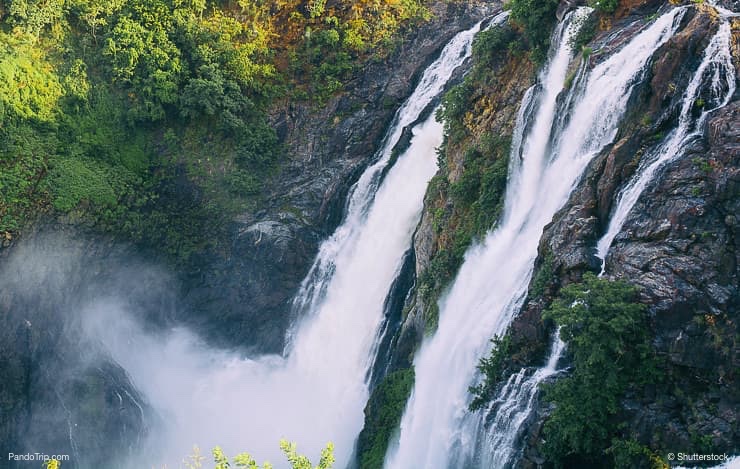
[[0, 0, 429, 259]]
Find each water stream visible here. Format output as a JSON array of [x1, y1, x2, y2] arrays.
[[385, 7, 686, 468]]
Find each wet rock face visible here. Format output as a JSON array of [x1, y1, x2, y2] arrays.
[[181, 0, 495, 353], [0, 231, 166, 468], [599, 101, 739, 461], [511, 7, 740, 464]]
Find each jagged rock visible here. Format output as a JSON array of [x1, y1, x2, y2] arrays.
[[513, 7, 740, 464], [180, 0, 496, 353], [556, 0, 585, 22]]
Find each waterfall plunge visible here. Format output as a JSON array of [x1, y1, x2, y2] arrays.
[[84, 20, 492, 469]]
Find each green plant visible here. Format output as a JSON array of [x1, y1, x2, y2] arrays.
[[437, 81, 473, 143], [529, 254, 555, 298], [506, 0, 560, 64], [52, 441, 334, 469], [418, 132, 511, 330], [692, 156, 712, 173], [606, 439, 667, 469], [469, 334, 513, 410], [356, 369, 415, 469], [588, 0, 620, 13], [541, 273, 658, 465], [471, 25, 520, 69]]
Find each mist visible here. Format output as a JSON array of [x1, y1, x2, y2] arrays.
[[1, 19, 476, 468]]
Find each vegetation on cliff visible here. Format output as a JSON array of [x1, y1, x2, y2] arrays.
[[540, 273, 661, 467], [0, 0, 429, 261], [356, 369, 415, 469], [416, 20, 533, 331]]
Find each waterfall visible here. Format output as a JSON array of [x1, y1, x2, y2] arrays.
[[290, 18, 488, 323], [596, 17, 737, 274], [384, 7, 686, 469], [85, 20, 491, 469], [477, 332, 565, 467]]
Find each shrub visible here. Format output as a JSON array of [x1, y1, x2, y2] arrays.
[[506, 0, 560, 63], [356, 369, 415, 469], [471, 25, 520, 70], [469, 334, 512, 410], [49, 156, 132, 212], [541, 273, 658, 465], [588, 0, 620, 13]]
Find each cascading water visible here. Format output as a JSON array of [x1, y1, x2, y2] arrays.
[[290, 19, 488, 324], [84, 21, 489, 469], [596, 17, 737, 274], [385, 7, 687, 469], [477, 333, 565, 468]]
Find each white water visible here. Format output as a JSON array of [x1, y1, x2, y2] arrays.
[[290, 18, 488, 324], [596, 18, 737, 274], [385, 7, 686, 469], [84, 22, 486, 468], [478, 333, 565, 467]]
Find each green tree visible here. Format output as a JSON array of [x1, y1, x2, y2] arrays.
[[541, 273, 657, 465], [506, 0, 560, 63], [6, 0, 65, 39]]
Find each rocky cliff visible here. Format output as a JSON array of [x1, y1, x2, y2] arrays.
[[365, 0, 739, 467], [1, 0, 737, 467], [176, 0, 493, 354], [519, 6, 739, 466], [0, 2, 493, 466]]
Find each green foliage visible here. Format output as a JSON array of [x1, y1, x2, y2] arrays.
[[51, 441, 334, 469], [5, 0, 65, 38], [437, 82, 473, 143], [692, 156, 712, 173], [471, 25, 521, 70], [307, 0, 326, 19], [356, 369, 415, 469], [438, 25, 521, 144], [0, 116, 55, 231], [0, 0, 434, 264], [0, 31, 63, 121], [449, 135, 510, 234], [606, 439, 668, 469], [541, 273, 658, 465], [418, 134, 511, 329], [529, 253, 555, 298], [469, 334, 512, 410], [281, 440, 335, 469], [290, 24, 354, 103], [588, 0, 620, 14], [506, 0, 560, 63], [49, 156, 130, 211]]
